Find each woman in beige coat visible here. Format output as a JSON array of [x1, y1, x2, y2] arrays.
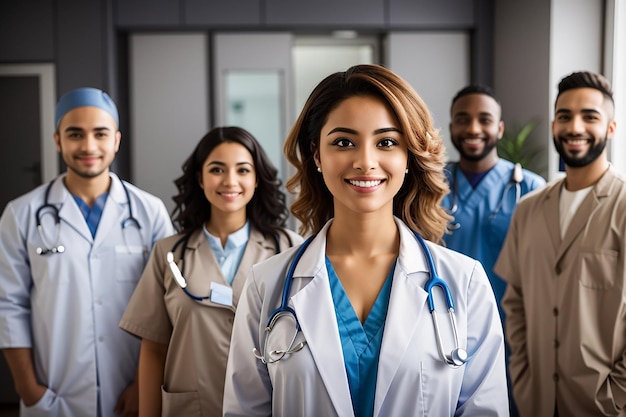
[[120, 126, 302, 417]]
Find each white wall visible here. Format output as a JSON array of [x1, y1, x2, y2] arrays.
[[385, 32, 471, 162], [548, 0, 603, 177], [606, 0, 626, 177], [130, 33, 209, 213], [494, 0, 605, 180], [213, 33, 293, 182]]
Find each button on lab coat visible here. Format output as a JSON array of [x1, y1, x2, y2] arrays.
[[224, 218, 509, 417], [0, 173, 174, 417]]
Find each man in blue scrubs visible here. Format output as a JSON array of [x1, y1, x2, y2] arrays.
[[442, 84, 545, 415]]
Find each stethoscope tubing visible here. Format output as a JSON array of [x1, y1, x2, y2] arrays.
[[447, 164, 522, 228], [35, 177, 140, 255], [168, 229, 285, 302], [256, 229, 467, 368]]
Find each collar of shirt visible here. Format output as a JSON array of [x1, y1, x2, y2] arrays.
[[203, 221, 250, 285], [203, 221, 250, 254]]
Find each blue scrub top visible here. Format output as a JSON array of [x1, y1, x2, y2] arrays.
[[442, 159, 545, 321], [326, 257, 395, 417], [72, 192, 109, 237]]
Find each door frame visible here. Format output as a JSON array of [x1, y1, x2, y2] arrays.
[[0, 64, 58, 182]]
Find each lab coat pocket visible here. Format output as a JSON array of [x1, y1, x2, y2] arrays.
[[114, 245, 147, 283], [161, 387, 201, 417], [21, 388, 58, 417], [579, 249, 617, 289]]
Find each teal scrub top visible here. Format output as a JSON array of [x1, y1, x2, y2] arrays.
[[326, 257, 395, 417]]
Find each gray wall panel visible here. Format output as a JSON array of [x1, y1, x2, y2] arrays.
[[56, 0, 108, 95], [0, 2, 54, 62], [184, 0, 261, 26], [115, 0, 181, 27], [389, 0, 474, 27], [265, 0, 385, 26]]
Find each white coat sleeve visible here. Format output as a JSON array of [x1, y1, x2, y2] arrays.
[[147, 199, 175, 245], [0, 202, 33, 348], [457, 260, 509, 416], [223, 267, 272, 417]]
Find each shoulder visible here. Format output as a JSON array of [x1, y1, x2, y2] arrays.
[[598, 168, 626, 207], [444, 162, 458, 177], [1, 183, 49, 222], [153, 232, 189, 250], [423, 240, 479, 270], [120, 179, 166, 207], [396, 218, 478, 272], [277, 228, 304, 248], [520, 167, 546, 188], [513, 177, 561, 215], [246, 243, 302, 297]]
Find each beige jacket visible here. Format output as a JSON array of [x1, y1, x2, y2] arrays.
[[495, 166, 626, 417], [120, 226, 302, 417]]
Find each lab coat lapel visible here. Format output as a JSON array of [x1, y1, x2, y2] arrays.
[[183, 230, 231, 306], [541, 181, 564, 257], [290, 222, 355, 417], [555, 169, 613, 263], [231, 228, 275, 307], [93, 174, 129, 250], [52, 175, 93, 243], [374, 219, 429, 413]]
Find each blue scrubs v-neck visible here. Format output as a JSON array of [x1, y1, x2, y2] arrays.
[[326, 256, 395, 417]]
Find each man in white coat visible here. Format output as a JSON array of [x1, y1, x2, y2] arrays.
[[0, 87, 174, 417]]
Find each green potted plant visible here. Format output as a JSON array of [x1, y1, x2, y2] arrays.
[[497, 121, 546, 175]]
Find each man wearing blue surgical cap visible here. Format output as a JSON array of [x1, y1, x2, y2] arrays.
[[0, 87, 174, 417]]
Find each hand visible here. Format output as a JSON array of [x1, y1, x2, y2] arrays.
[[20, 383, 47, 407], [114, 379, 139, 417]]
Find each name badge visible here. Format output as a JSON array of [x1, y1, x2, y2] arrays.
[[210, 282, 233, 306]]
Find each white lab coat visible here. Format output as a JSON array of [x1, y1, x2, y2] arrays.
[[0, 173, 174, 417], [224, 218, 509, 417]]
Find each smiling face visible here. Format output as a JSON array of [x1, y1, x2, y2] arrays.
[[54, 106, 120, 182], [198, 141, 257, 220], [449, 93, 503, 167], [552, 87, 616, 168], [314, 95, 408, 218]]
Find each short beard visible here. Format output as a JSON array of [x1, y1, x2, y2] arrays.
[[553, 135, 607, 168], [451, 136, 498, 162]]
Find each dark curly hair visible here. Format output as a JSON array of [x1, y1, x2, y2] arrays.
[[171, 126, 289, 237]]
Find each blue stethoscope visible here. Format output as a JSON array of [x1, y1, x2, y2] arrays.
[[446, 162, 523, 230], [35, 178, 142, 255], [252, 231, 468, 369]]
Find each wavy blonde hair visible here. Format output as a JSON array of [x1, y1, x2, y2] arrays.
[[284, 64, 450, 242]]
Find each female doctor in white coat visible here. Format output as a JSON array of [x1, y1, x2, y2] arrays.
[[223, 64, 509, 417]]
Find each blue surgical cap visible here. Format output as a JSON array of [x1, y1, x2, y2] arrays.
[[55, 87, 119, 128]]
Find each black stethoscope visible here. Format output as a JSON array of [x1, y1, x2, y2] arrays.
[[35, 178, 141, 255], [167, 230, 284, 301], [252, 230, 468, 369], [446, 163, 523, 230]]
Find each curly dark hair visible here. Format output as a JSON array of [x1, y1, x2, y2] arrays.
[[171, 126, 289, 236], [283, 64, 450, 242]]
